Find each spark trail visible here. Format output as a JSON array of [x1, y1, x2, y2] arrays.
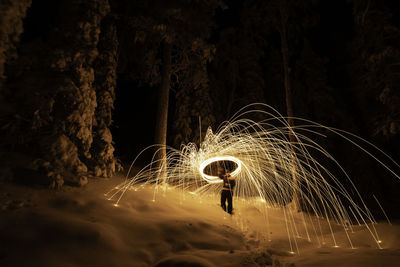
[[106, 103, 400, 252]]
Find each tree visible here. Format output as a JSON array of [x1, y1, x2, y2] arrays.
[[210, 6, 267, 125], [1, 0, 114, 187], [252, 0, 316, 209], [0, 0, 31, 94], [340, 0, 400, 211], [154, 41, 171, 177], [348, 0, 400, 138], [277, 1, 295, 135], [171, 37, 216, 147], [91, 16, 121, 178], [116, 0, 222, 157]]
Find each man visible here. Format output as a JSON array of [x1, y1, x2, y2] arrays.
[[218, 167, 236, 215]]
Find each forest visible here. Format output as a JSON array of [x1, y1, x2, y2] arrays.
[[1, 0, 400, 265], [1, 0, 399, 214]]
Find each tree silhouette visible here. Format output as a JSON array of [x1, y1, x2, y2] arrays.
[[115, 0, 222, 174]]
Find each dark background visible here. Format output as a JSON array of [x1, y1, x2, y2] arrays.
[[1, 0, 400, 218]]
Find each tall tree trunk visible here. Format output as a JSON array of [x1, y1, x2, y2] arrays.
[[279, 19, 294, 129], [154, 41, 171, 180], [279, 7, 299, 210]]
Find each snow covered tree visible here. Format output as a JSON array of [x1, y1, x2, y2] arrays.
[[0, 0, 31, 110], [348, 0, 400, 138], [91, 17, 121, 178], [0, 0, 116, 187]]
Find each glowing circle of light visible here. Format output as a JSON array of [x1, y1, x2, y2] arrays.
[[199, 156, 242, 184]]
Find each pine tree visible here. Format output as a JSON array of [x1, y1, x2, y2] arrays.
[[349, 0, 400, 138], [91, 17, 121, 178], [210, 3, 267, 125], [1, 0, 112, 187], [117, 0, 222, 152], [249, 0, 317, 209]]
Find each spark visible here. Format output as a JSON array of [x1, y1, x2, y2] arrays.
[[106, 103, 399, 251]]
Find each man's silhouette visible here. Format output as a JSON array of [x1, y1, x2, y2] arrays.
[[218, 167, 236, 214]]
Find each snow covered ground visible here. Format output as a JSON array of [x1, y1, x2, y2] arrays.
[[0, 176, 399, 266]]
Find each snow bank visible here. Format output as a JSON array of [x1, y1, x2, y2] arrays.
[[0, 176, 398, 266]]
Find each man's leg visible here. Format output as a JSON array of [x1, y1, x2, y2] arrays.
[[221, 191, 227, 212], [227, 192, 233, 214]]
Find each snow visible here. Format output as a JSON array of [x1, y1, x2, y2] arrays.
[[0, 176, 399, 266]]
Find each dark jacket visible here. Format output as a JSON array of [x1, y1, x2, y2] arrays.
[[219, 174, 235, 191]]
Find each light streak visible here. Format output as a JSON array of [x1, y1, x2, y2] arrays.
[[106, 103, 399, 251], [198, 156, 242, 183]]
